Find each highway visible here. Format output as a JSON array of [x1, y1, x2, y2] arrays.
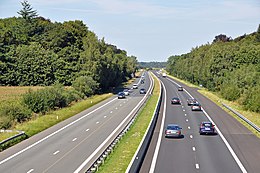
[[140, 72, 260, 173], [0, 71, 153, 173]]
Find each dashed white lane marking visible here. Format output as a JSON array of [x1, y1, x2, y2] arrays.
[[192, 147, 196, 151], [104, 116, 107, 118], [110, 111, 113, 113], [72, 138, 77, 142], [188, 126, 191, 129], [86, 129, 89, 132], [195, 164, 200, 169], [123, 101, 126, 103], [184, 114, 187, 116], [53, 150, 60, 155], [96, 121, 99, 124], [115, 107, 118, 110], [186, 119, 189, 122], [190, 135, 193, 139], [120, 104, 122, 106], [182, 106, 184, 108], [27, 169, 34, 173], [183, 109, 185, 111]]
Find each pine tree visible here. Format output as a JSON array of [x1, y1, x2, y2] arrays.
[[17, 0, 38, 21]]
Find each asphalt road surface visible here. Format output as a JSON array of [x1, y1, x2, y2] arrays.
[[140, 72, 260, 173], [0, 71, 152, 173]]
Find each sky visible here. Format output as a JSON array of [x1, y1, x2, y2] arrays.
[[0, 0, 260, 62]]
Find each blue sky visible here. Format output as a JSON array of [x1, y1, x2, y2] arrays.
[[0, 0, 260, 62]]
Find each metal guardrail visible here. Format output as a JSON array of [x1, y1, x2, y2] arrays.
[[85, 72, 155, 173], [126, 81, 163, 172], [222, 103, 260, 133], [0, 130, 27, 146]]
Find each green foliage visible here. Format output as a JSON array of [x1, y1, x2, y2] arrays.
[[139, 61, 166, 69], [72, 76, 98, 97], [166, 25, 260, 112], [0, 101, 32, 127], [17, 0, 38, 22], [0, 12, 137, 91]]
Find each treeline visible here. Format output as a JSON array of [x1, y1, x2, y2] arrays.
[[0, 1, 137, 129], [166, 25, 260, 112], [139, 61, 166, 69], [0, 1, 137, 91]]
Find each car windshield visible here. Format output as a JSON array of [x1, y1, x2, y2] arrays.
[[172, 98, 179, 100], [203, 123, 212, 127], [167, 125, 180, 130]]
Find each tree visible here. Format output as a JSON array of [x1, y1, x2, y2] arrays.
[[17, 0, 38, 21]]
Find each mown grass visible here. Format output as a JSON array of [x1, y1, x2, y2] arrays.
[[167, 74, 260, 138], [14, 93, 113, 137], [97, 72, 160, 173]]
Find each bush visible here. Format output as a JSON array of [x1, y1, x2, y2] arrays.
[[22, 84, 83, 114], [0, 116, 13, 129], [220, 81, 240, 101], [0, 101, 32, 126], [243, 85, 260, 112], [72, 76, 99, 97]]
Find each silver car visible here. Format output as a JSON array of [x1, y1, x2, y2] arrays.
[[165, 124, 182, 138]]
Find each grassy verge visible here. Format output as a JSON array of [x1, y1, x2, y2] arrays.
[[167, 74, 260, 138], [0, 93, 112, 142], [97, 72, 160, 172], [15, 93, 113, 137]]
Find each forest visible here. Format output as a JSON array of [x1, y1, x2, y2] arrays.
[[0, 1, 137, 129], [0, 1, 137, 90], [166, 25, 260, 112]]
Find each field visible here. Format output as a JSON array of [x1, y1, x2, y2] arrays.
[[0, 86, 43, 102]]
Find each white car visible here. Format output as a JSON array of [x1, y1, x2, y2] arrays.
[[133, 84, 138, 89], [123, 89, 129, 96]]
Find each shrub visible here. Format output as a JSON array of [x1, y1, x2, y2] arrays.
[[0, 116, 13, 129], [72, 76, 99, 97], [0, 101, 32, 125]]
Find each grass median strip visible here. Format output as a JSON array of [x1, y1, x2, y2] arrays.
[[97, 73, 160, 173]]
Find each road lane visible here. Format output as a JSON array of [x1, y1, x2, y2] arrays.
[[142, 73, 250, 173], [0, 71, 153, 173]]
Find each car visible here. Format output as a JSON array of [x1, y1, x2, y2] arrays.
[[171, 97, 181, 104], [178, 86, 183, 91], [123, 89, 129, 96], [117, 92, 126, 99], [165, 124, 182, 138], [139, 88, 146, 94], [191, 102, 202, 111], [141, 79, 145, 84], [187, 98, 198, 106], [162, 73, 167, 77], [133, 84, 138, 89], [199, 122, 216, 135]]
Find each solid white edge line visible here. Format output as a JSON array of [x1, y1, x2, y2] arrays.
[[167, 76, 247, 173], [74, 71, 153, 173], [125, 71, 155, 172], [27, 169, 34, 173], [195, 163, 200, 169], [0, 97, 117, 166], [53, 150, 60, 155], [149, 80, 167, 173]]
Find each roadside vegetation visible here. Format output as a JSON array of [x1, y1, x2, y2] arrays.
[[97, 72, 160, 172], [166, 26, 260, 113], [0, 1, 138, 148]]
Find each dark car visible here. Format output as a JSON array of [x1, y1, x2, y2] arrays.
[[165, 124, 182, 138], [191, 102, 202, 111], [178, 86, 183, 91], [118, 92, 126, 99], [139, 88, 146, 94], [199, 122, 216, 135], [141, 79, 145, 84], [187, 98, 198, 106], [171, 97, 181, 104]]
